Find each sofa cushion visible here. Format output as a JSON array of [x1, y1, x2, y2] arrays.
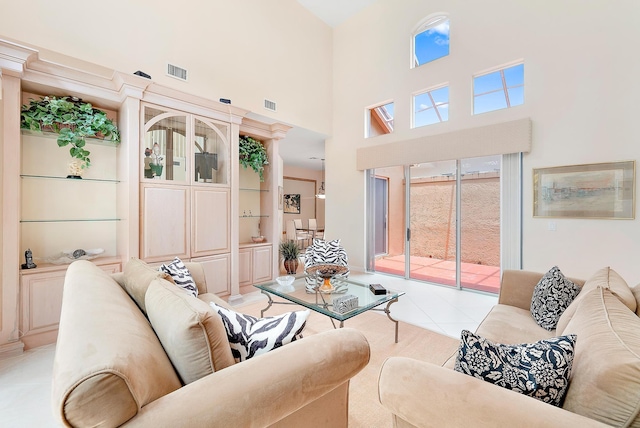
[[159, 257, 198, 297], [557, 266, 635, 334], [52, 261, 181, 427], [454, 330, 576, 406], [123, 257, 172, 315], [145, 279, 236, 384], [630, 283, 640, 317], [530, 266, 580, 331], [211, 302, 309, 362], [561, 287, 640, 426]]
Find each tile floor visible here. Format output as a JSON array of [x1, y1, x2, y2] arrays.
[[0, 271, 497, 427]]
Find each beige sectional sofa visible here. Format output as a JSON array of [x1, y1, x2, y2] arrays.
[[379, 267, 640, 427], [52, 259, 370, 427]]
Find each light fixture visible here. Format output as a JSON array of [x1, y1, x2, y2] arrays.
[[315, 158, 326, 199]]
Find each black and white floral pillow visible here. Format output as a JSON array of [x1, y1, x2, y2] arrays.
[[210, 302, 309, 362], [454, 330, 577, 407], [531, 266, 581, 330], [159, 257, 198, 298]]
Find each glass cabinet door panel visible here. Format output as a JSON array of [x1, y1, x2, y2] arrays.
[[193, 117, 229, 185], [143, 106, 188, 182]]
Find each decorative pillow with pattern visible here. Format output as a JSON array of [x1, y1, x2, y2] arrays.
[[159, 257, 198, 298], [304, 239, 350, 293], [210, 302, 309, 362], [454, 330, 577, 407], [530, 266, 580, 330]]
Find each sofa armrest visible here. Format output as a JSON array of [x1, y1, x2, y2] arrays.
[[498, 270, 545, 310], [499, 270, 585, 310], [378, 357, 607, 428], [125, 327, 370, 427]]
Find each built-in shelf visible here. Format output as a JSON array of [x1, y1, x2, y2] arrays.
[[239, 215, 269, 218], [20, 129, 119, 147], [20, 174, 119, 183], [239, 187, 269, 192]]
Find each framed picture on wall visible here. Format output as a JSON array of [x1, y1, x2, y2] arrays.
[[278, 186, 284, 210], [284, 194, 301, 214], [533, 160, 635, 219]]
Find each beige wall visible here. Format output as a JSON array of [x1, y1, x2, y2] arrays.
[[330, 0, 640, 282], [0, 0, 333, 136]]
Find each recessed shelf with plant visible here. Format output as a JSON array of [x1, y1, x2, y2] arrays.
[[239, 135, 268, 181], [20, 96, 121, 170]]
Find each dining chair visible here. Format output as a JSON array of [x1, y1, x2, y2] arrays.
[[286, 220, 311, 249], [308, 218, 324, 240]]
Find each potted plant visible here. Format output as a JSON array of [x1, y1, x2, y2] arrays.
[[20, 95, 121, 173], [239, 135, 268, 181], [279, 240, 300, 274]]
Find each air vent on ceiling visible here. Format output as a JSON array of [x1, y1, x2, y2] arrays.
[[264, 99, 277, 112], [167, 63, 188, 81]]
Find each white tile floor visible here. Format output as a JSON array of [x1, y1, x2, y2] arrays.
[[0, 271, 497, 427]]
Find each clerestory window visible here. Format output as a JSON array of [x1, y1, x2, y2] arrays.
[[473, 63, 524, 115], [412, 15, 450, 68], [366, 102, 394, 138], [413, 85, 449, 128]]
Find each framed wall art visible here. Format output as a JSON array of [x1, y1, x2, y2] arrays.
[[533, 160, 635, 219], [284, 193, 301, 214]]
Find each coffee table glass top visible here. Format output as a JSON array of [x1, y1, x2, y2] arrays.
[[254, 275, 405, 322]]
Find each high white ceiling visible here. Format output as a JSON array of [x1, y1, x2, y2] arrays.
[[273, 0, 377, 170], [297, 0, 378, 27]]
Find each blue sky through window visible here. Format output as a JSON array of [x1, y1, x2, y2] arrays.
[[414, 19, 450, 67], [473, 63, 524, 114], [414, 86, 449, 128]]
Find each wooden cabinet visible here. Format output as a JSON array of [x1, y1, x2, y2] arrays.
[[19, 258, 121, 350], [193, 253, 231, 297], [238, 243, 273, 293], [192, 187, 230, 257]]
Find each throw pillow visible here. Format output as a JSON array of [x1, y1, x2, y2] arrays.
[[122, 257, 173, 315], [530, 266, 580, 330], [210, 302, 309, 362], [145, 279, 235, 384], [454, 330, 577, 407], [159, 257, 198, 298]]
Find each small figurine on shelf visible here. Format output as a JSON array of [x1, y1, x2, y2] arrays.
[[21, 248, 37, 269]]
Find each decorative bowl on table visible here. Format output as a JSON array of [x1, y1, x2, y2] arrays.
[[251, 236, 266, 243], [306, 264, 349, 293], [275, 275, 295, 292]]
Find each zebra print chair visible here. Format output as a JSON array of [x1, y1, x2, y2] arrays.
[[304, 239, 350, 293]]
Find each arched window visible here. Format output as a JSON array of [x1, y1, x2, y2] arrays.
[[412, 14, 450, 68]]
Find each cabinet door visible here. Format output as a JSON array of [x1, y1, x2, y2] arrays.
[[192, 187, 230, 257], [252, 246, 273, 284], [193, 254, 230, 296], [238, 248, 253, 287], [141, 185, 189, 262]]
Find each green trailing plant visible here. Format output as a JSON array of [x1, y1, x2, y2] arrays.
[[279, 240, 300, 261], [239, 135, 268, 181], [20, 96, 121, 169]]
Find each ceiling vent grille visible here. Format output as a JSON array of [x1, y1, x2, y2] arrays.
[[264, 99, 277, 112], [167, 63, 188, 81]]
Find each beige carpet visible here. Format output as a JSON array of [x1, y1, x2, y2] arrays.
[[237, 299, 460, 428]]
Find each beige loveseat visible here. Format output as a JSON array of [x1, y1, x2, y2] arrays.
[[52, 259, 370, 427], [379, 267, 640, 427]]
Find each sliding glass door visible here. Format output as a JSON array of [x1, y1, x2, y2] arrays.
[[370, 154, 511, 293]]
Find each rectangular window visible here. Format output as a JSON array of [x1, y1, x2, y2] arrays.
[[413, 85, 449, 128], [366, 102, 394, 138], [473, 63, 524, 115]]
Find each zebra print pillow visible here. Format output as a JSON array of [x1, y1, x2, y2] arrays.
[[159, 257, 198, 298], [304, 239, 350, 293], [210, 302, 309, 362]]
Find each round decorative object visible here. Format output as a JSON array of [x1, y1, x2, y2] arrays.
[[283, 259, 298, 275], [251, 236, 266, 243], [275, 276, 295, 292], [306, 264, 349, 292], [72, 249, 87, 259]]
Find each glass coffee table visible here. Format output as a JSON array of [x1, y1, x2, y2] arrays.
[[254, 275, 405, 343]]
